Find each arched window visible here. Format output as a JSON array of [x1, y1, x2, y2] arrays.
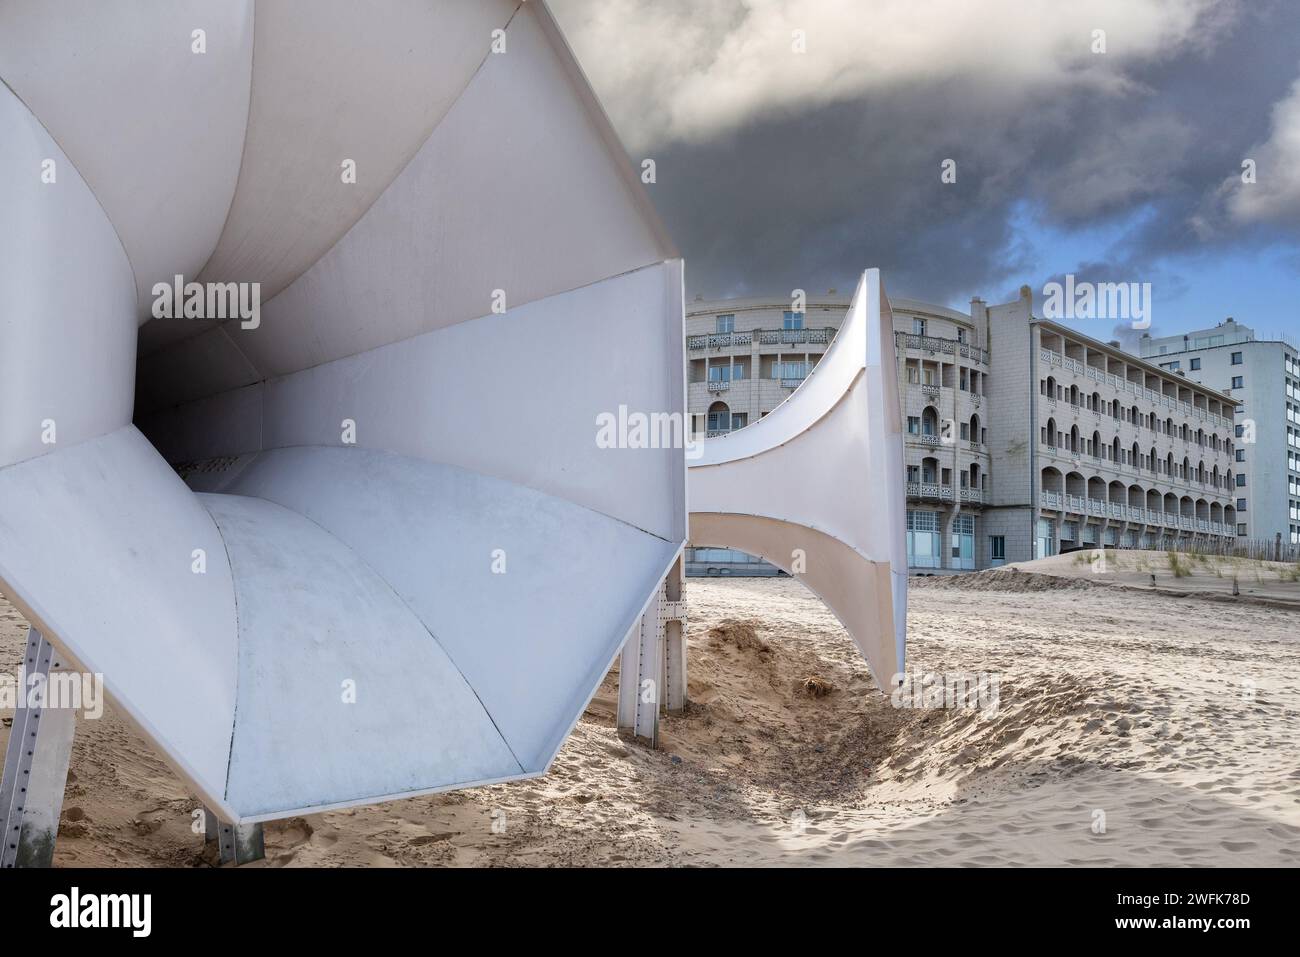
[[707, 401, 731, 433]]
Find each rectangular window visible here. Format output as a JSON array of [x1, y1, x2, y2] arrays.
[[1236, 474, 1247, 487], [990, 536, 1005, 561], [907, 416, 920, 434], [912, 318, 926, 336], [1035, 519, 1057, 559], [782, 310, 804, 331], [1231, 376, 1244, 389], [1237, 523, 1248, 536], [951, 514, 975, 569], [957, 328, 967, 344], [1190, 358, 1201, 370], [1231, 352, 1243, 365], [906, 510, 942, 569], [1236, 449, 1245, 462], [715, 314, 735, 333]]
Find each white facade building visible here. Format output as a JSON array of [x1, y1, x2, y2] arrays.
[[1139, 320, 1300, 545], [686, 287, 1240, 574]]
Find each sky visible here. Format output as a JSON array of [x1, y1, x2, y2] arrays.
[[550, 0, 1300, 344]]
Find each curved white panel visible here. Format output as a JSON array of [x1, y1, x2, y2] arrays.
[[144, 0, 675, 401], [0, 84, 136, 468], [1, 2, 686, 824], [0, 428, 238, 808], [195, 0, 518, 305], [207, 493, 522, 817], [137, 262, 685, 543], [688, 269, 907, 687], [0, 0, 254, 318], [689, 513, 897, 686], [218, 447, 679, 772]]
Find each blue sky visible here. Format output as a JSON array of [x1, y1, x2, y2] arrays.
[[971, 202, 1300, 343]]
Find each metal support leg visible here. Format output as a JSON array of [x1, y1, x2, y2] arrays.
[[1, 628, 77, 868], [662, 555, 688, 714], [617, 587, 663, 747], [215, 817, 264, 865]]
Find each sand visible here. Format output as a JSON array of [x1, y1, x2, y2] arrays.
[[2, 557, 1297, 867]]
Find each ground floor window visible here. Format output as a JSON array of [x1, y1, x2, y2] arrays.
[[1035, 519, 1056, 558], [990, 535, 1006, 565], [907, 510, 941, 568], [688, 547, 765, 564], [951, 514, 975, 570]]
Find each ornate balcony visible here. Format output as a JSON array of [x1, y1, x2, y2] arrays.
[[907, 482, 954, 502]]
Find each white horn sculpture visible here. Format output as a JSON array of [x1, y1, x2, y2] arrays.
[[688, 269, 907, 689], [0, 0, 685, 837]]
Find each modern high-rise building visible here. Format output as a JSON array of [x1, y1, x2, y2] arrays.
[[1139, 320, 1300, 546], [685, 288, 1240, 575]]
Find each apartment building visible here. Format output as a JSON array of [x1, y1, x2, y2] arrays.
[[684, 292, 994, 573], [1138, 320, 1300, 546], [686, 286, 1239, 575], [986, 290, 1237, 566], [684, 293, 844, 575], [684, 293, 845, 438]]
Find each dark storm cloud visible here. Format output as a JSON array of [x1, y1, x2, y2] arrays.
[[551, 0, 1300, 308]]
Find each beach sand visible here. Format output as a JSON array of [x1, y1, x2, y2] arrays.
[[2, 556, 1297, 867]]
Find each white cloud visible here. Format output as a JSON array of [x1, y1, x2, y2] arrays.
[[1225, 74, 1300, 224], [551, 0, 1230, 151]]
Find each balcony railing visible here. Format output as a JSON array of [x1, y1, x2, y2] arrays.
[[706, 380, 731, 392], [687, 332, 746, 350], [907, 482, 954, 502], [780, 377, 805, 389], [899, 332, 988, 364], [1034, 506, 1231, 535], [758, 327, 835, 346], [688, 327, 841, 349], [959, 488, 983, 504], [909, 433, 940, 447]]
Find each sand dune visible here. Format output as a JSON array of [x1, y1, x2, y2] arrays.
[[2, 563, 1297, 866]]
